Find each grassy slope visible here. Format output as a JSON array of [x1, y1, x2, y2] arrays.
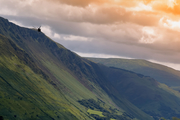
[[87, 58, 180, 89], [0, 17, 154, 120], [87, 109, 105, 117], [87, 58, 180, 119], [0, 35, 81, 120], [96, 64, 180, 119]]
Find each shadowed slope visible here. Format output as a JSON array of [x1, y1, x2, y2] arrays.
[[98, 65, 180, 119], [87, 58, 180, 89]]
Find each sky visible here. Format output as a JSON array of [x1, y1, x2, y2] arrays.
[[1, 0, 180, 70]]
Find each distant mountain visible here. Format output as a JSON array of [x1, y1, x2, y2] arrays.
[[97, 65, 180, 119], [87, 58, 180, 91], [1, 16, 180, 120]]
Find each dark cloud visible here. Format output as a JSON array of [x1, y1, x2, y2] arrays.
[[71, 6, 152, 25], [0, 0, 161, 26], [1, 0, 180, 69], [55, 4, 160, 26], [60, 37, 180, 64], [3, 14, 180, 65], [47, 0, 107, 7]]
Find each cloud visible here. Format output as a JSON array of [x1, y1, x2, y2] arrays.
[[75, 52, 129, 58], [139, 27, 160, 44], [0, 0, 160, 26], [47, 0, 108, 7], [51, 2, 160, 26], [1, 0, 180, 68], [151, 0, 180, 15], [63, 35, 91, 41]]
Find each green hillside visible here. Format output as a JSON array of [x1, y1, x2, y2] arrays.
[[0, 27, 129, 120], [0, 34, 80, 120], [1, 16, 180, 120], [98, 65, 180, 119], [87, 58, 180, 90], [0, 17, 153, 120]]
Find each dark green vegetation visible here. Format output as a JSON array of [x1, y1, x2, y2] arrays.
[[160, 117, 180, 120], [0, 16, 180, 120]]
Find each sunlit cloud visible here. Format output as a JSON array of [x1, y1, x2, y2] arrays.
[[139, 27, 158, 44], [75, 52, 131, 59], [1, 0, 180, 69], [150, 59, 180, 71], [127, 2, 152, 11], [41, 26, 62, 39], [167, 0, 177, 8], [159, 17, 180, 32], [63, 35, 92, 41]]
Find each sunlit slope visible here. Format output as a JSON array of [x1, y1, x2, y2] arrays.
[[0, 17, 114, 109], [87, 58, 180, 89], [0, 17, 154, 120], [0, 35, 81, 120]]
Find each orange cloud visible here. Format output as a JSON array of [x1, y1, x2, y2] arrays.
[[150, 0, 180, 15], [46, 0, 155, 8], [154, 4, 180, 15], [66, 5, 160, 26], [47, 0, 110, 7]]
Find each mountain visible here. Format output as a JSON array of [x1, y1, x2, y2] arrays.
[[0, 17, 153, 120], [87, 58, 180, 118], [0, 16, 180, 120], [0, 34, 79, 120], [87, 58, 180, 91], [97, 65, 180, 119]]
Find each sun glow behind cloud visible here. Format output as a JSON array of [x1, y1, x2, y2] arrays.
[[167, 0, 177, 8], [1, 0, 180, 70], [139, 27, 157, 44], [127, 2, 152, 11], [160, 17, 180, 32]]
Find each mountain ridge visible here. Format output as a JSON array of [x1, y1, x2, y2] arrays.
[[1, 16, 180, 119], [87, 58, 180, 89], [0, 16, 153, 120]]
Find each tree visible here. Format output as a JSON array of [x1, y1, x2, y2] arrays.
[[0, 116, 3, 120]]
